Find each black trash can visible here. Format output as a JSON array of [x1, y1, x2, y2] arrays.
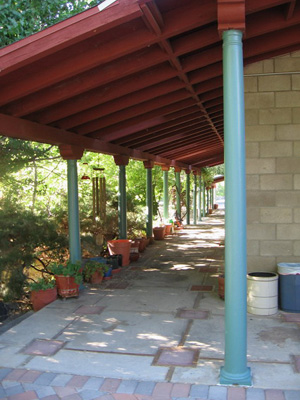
[[277, 263, 300, 313]]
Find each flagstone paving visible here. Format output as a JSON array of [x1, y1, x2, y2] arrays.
[[0, 211, 299, 399]]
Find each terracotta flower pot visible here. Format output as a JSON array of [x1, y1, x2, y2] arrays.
[[153, 226, 165, 240], [54, 275, 79, 298], [107, 239, 131, 266], [164, 224, 172, 236], [90, 271, 104, 284], [30, 287, 57, 311]]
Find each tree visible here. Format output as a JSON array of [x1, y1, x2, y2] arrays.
[[0, 0, 102, 47]]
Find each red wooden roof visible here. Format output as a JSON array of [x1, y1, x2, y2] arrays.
[[0, 0, 299, 171]]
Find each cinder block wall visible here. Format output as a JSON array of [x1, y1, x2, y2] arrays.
[[245, 51, 300, 273]]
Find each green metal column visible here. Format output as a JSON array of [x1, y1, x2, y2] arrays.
[[186, 172, 190, 224], [146, 167, 153, 238], [67, 159, 81, 264], [202, 183, 206, 218], [163, 169, 169, 221], [118, 164, 127, 239], [198, 175, 202, 222], [193, 174, 197, 224], [220, 29, 251, 386], [175, 170, 181, 220]]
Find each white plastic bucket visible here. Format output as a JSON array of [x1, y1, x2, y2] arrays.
[[247, 272, 278, 315]]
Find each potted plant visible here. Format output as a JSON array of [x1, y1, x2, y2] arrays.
[[49, 261, 82, 298], [83, 260, 109, 284], [28, 277, 57, 311]]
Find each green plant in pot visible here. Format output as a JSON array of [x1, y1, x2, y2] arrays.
[[83, 261, 109, 284], [28, 277, 57, 311], [49, 261, 82, 298]]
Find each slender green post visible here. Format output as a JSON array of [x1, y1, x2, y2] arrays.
[[163, 168, 169, 221], [186, 172, 190, 224], [212, 186, 215, 208], [193, 174, 197, 224], [202, 183, 206, 217], [144, 161, 154, 238], [220, 29, 251, 386], [67, 160, 82, 264], [198, 175, 202, 222], [175, 169, 181, 220], [207, 187, 210, 214], [118, 165, 127, 239]]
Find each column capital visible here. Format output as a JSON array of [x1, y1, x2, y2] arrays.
[[217, 0, 245, 35], [114, 155, 129, 166], [173, 166, 181, 173], [143, 160, 155, 169], [161, 165, 170, 172], [59, 144, 84, 160]]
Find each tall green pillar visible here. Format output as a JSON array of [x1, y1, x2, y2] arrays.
[[59, 145, 84, 264], [144, 161, 154, 238], [175, 168, 181, 220], [220, 29, 252, 386], [193, 173, 197, 224], [67, 160, 82, 264], [114, 155, 129, 240], [186, 171, 191, 225], [198, 174, 202, 222], [162, 166, 170, 221], [202, 182, 206, 218]]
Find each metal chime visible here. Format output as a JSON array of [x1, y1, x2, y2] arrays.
[[92, 167, 106, 223]]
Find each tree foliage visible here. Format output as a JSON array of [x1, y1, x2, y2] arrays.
[[0, 0, 101, 47]]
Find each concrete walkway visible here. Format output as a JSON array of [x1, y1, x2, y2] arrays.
[[0, 211, 299, 400]]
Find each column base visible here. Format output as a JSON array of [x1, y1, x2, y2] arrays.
[[220, 366, 252, 386]]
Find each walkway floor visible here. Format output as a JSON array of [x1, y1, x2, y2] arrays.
[[0, 210, 299, 400]]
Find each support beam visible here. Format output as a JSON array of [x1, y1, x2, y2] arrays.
[[220, 29, 251, 386], [162, 165, 170, 221], [144, 160, 154, 238], [114, 155, 129, 240], [59, 145, 84, 264]]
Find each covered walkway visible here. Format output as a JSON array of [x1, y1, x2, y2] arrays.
[[0, 211, 299, 399]]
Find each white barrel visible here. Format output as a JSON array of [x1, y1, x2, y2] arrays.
[[247, 272, 278, 315]]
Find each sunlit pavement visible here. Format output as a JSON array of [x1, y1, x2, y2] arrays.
[[0, 209, 299, 399]]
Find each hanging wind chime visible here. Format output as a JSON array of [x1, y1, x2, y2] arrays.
[[92, 167, 106, 223]]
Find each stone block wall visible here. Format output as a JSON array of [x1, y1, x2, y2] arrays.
[[245, 51, 300, 273]]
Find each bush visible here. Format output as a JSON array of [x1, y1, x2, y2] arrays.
[[0, 202, 68, 301]]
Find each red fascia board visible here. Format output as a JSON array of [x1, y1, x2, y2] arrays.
[[0, 0, 142, 75]]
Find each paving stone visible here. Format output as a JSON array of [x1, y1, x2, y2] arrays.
[[134, 381, 156, 395], [6, 391, 38, 400], [82, 377, 104, 391], [152, 382, 173, 397], [227, 387, 245, 400], [53, 386, 77, 398], [4, 369, 27, 381], [176, 309, 209, 320], [67, 375, 90, 388], [112, 394, 138, 400], [265, 389, 285, 400], [59, 394, 82, 400], [22, 383, 56, 399], [74, 306, 105, 315], [22, 339, 65, 356], [153, 347, 199, 367], [0, 368, 13, 380], [42, 396, 60, 400], [100, 379, 121, 393], [4, 384, 24, 397], [18, 371, 43, 383], [77, 389, 104, 400], [246, 388, 265, 400], [284, 390, 300, 400], [208, 385, 227, 400], [189, 384, 209, 398], [34, 372, 58, 386], [293, 355, 300, 373], [116, 380, 138, 394], [171, 383, 191, 397], [0, 386, 7, 398], [50, 374, 73, 387]]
